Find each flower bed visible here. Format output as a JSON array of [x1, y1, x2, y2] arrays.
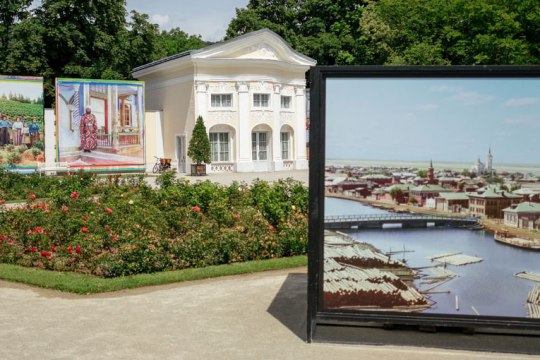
[[0, 171, 307, 278]]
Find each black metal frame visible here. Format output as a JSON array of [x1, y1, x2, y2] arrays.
[[308, 65, 540, 343]]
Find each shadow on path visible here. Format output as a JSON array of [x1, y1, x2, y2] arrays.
[[267, 273, 308, 342]]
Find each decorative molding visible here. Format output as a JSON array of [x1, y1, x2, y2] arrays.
[[295, 86, 305, 96], [207, 112, 238, 125], [274, 84, 282, 94], [208, 81, 237, 93], [236, 82, 249, 93], [250, 81, 273, 93], [236, 43, 280, 61], [280, 112, 295, 124], [196, 82, 208, 93]]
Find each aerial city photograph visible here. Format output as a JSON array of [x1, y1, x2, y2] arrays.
[[324, 78, 540, 319]]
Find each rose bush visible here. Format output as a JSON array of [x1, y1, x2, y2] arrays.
[[0, 172, 307, 277]]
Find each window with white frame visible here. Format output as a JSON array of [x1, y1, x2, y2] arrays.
[[209, 132, 230, 162], [253, 93, 270, 108], [211, 94, 232, 108], [281, 96, 291, 109], [280, 132, 290, 160], [252, 132, 268, 160]]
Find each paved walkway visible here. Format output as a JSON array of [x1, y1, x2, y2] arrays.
[[0, 268, 537, 359]]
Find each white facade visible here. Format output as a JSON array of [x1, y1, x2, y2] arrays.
[[133, 29, 316, 173]]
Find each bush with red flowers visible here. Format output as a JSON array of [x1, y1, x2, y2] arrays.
[[0, 172, 307, 277]]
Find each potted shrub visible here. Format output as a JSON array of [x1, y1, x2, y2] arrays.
[[188, 116, 211, 176]]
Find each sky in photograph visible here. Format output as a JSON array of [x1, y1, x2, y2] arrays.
[[0, 79, 43, 101], [126, 0, 249, 41], [326, 78, 540, 165]]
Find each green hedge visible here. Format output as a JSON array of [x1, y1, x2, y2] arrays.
[[0, 171, 308, 278]]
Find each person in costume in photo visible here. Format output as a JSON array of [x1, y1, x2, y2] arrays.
[[80, 106, 98, 153], [6, 116, 13, 144], [22, 121, 31, 148], [29, 117, 40, 146], [12, 116, 24, 146], [0, 114, 9, 146]]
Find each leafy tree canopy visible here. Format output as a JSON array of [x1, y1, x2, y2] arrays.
[[227, 0, 540, 65]]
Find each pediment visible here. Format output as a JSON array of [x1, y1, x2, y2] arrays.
[[192, 29, 316, 67], [133, 29, 316, 78]]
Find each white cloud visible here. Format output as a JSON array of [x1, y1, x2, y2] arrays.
[[503, 115, 540, 126], [151, 14, 170, 28], [429, 84, 463, 93], [451, 91, 494, 106], [418, 104, 438, 111], [429, 84, 494, 106], [503, 97, 540, 107]]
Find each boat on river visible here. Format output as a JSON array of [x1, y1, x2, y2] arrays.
[[494, 231, 540, 250]]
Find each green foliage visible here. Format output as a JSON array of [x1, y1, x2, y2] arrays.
[[33, 140, 44, 151], [389, 187, 403, 201], [0, 172, 308, 278], [187, 116, 211, 165], [358, 0, 540, 65], [0, 99, 43, 123], [227, 0, 540, 66], [6, 151, 21, 165], [416, 170, 427, 178], [226, 0, 366, 65], [155, 170, 176, 189], [30, 147, 40, 158], [0, 0, 33, 70]]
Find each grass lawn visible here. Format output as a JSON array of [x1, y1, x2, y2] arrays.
[[0, 255, 307, 294]]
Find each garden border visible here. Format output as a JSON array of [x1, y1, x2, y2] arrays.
[[0, 255, 307, 294]]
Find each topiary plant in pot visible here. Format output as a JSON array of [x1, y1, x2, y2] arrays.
[[187, 116, 211, 176]]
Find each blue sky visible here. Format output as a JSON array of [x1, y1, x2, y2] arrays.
[[126, 0, 249, 41], [326, 78, 540, 165]]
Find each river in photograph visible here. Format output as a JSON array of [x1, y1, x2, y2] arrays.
[[325, 197, 540, 318]]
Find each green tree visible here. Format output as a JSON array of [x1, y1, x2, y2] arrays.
[[155, 28, 207, 59], [4, 16, 48, 75], [226, 0, 367, 65], [389, 187, 403, 202], [188, 116, 211, 165], [0, 0, 33, 71], [358, 0, 539, 65], [416, 170, 427, 178]]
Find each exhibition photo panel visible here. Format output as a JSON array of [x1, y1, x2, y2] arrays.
[[56, 79, 145, 171], [0, 75, 44, 170], [319, 69, 540, 326]]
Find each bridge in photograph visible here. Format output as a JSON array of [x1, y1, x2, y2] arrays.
[[324, 214, 481, 230]]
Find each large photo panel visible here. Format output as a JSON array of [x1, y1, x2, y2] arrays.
[[318, 70, 540, 327], [56, 79, 145, 172], [0, 75, 44, 171]]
